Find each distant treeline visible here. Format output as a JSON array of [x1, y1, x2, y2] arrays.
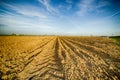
[[0, 33, 120, 37], [109, 36, 120, 45], [0, 33, 24, 36], [109, 36, 120, 38], [0, 33, 57, 36]]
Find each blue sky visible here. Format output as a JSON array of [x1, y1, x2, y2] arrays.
[[0, 0, 120, 36]]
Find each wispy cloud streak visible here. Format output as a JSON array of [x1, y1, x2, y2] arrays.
[[77, 0, 110, 16], [110, 10, 120, 17], [38, 0, 58, 13], [77, 0, 94, 16], [2, 3, 47, 18]]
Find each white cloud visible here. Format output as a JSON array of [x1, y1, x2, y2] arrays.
[[38, 0, 58, 13], [2, 3, 47, 18], [66, 0, 73, 10], [0, 2, 61, 34], [96, 0, 110, 9], [18, 9, 47, 18], [77, 0, 110, 16], [0, 14, 52, 29], [77, 0, 94, 16], [66, 0, 72, 4]]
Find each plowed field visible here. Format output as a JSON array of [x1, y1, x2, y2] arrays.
[[0, 36, 120, 80]]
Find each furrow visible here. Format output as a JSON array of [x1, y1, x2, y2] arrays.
[[61, 37, 120, 80]]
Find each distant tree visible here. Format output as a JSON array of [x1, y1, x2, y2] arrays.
[[11, 33, 17, 36]]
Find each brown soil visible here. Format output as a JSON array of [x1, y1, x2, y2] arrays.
[[0, 36, 120, 80]]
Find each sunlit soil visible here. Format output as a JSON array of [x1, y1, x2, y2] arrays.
[[0, 36, 120, 80]]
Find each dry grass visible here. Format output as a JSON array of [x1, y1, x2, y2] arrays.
[[0, 36, 120, 80]]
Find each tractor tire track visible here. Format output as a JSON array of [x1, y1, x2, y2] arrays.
[[61, 37, 120, 80], [64, 38, 120, 62], [17, 38, 55, 79], [15, 38, 54, 75], [59, 38, 84, 80], [17, 37, 65, 80]]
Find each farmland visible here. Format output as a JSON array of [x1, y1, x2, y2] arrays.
[[0, 36, 120, 80]]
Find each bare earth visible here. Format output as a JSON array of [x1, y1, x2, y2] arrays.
[[0, 36, 120, 80]]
